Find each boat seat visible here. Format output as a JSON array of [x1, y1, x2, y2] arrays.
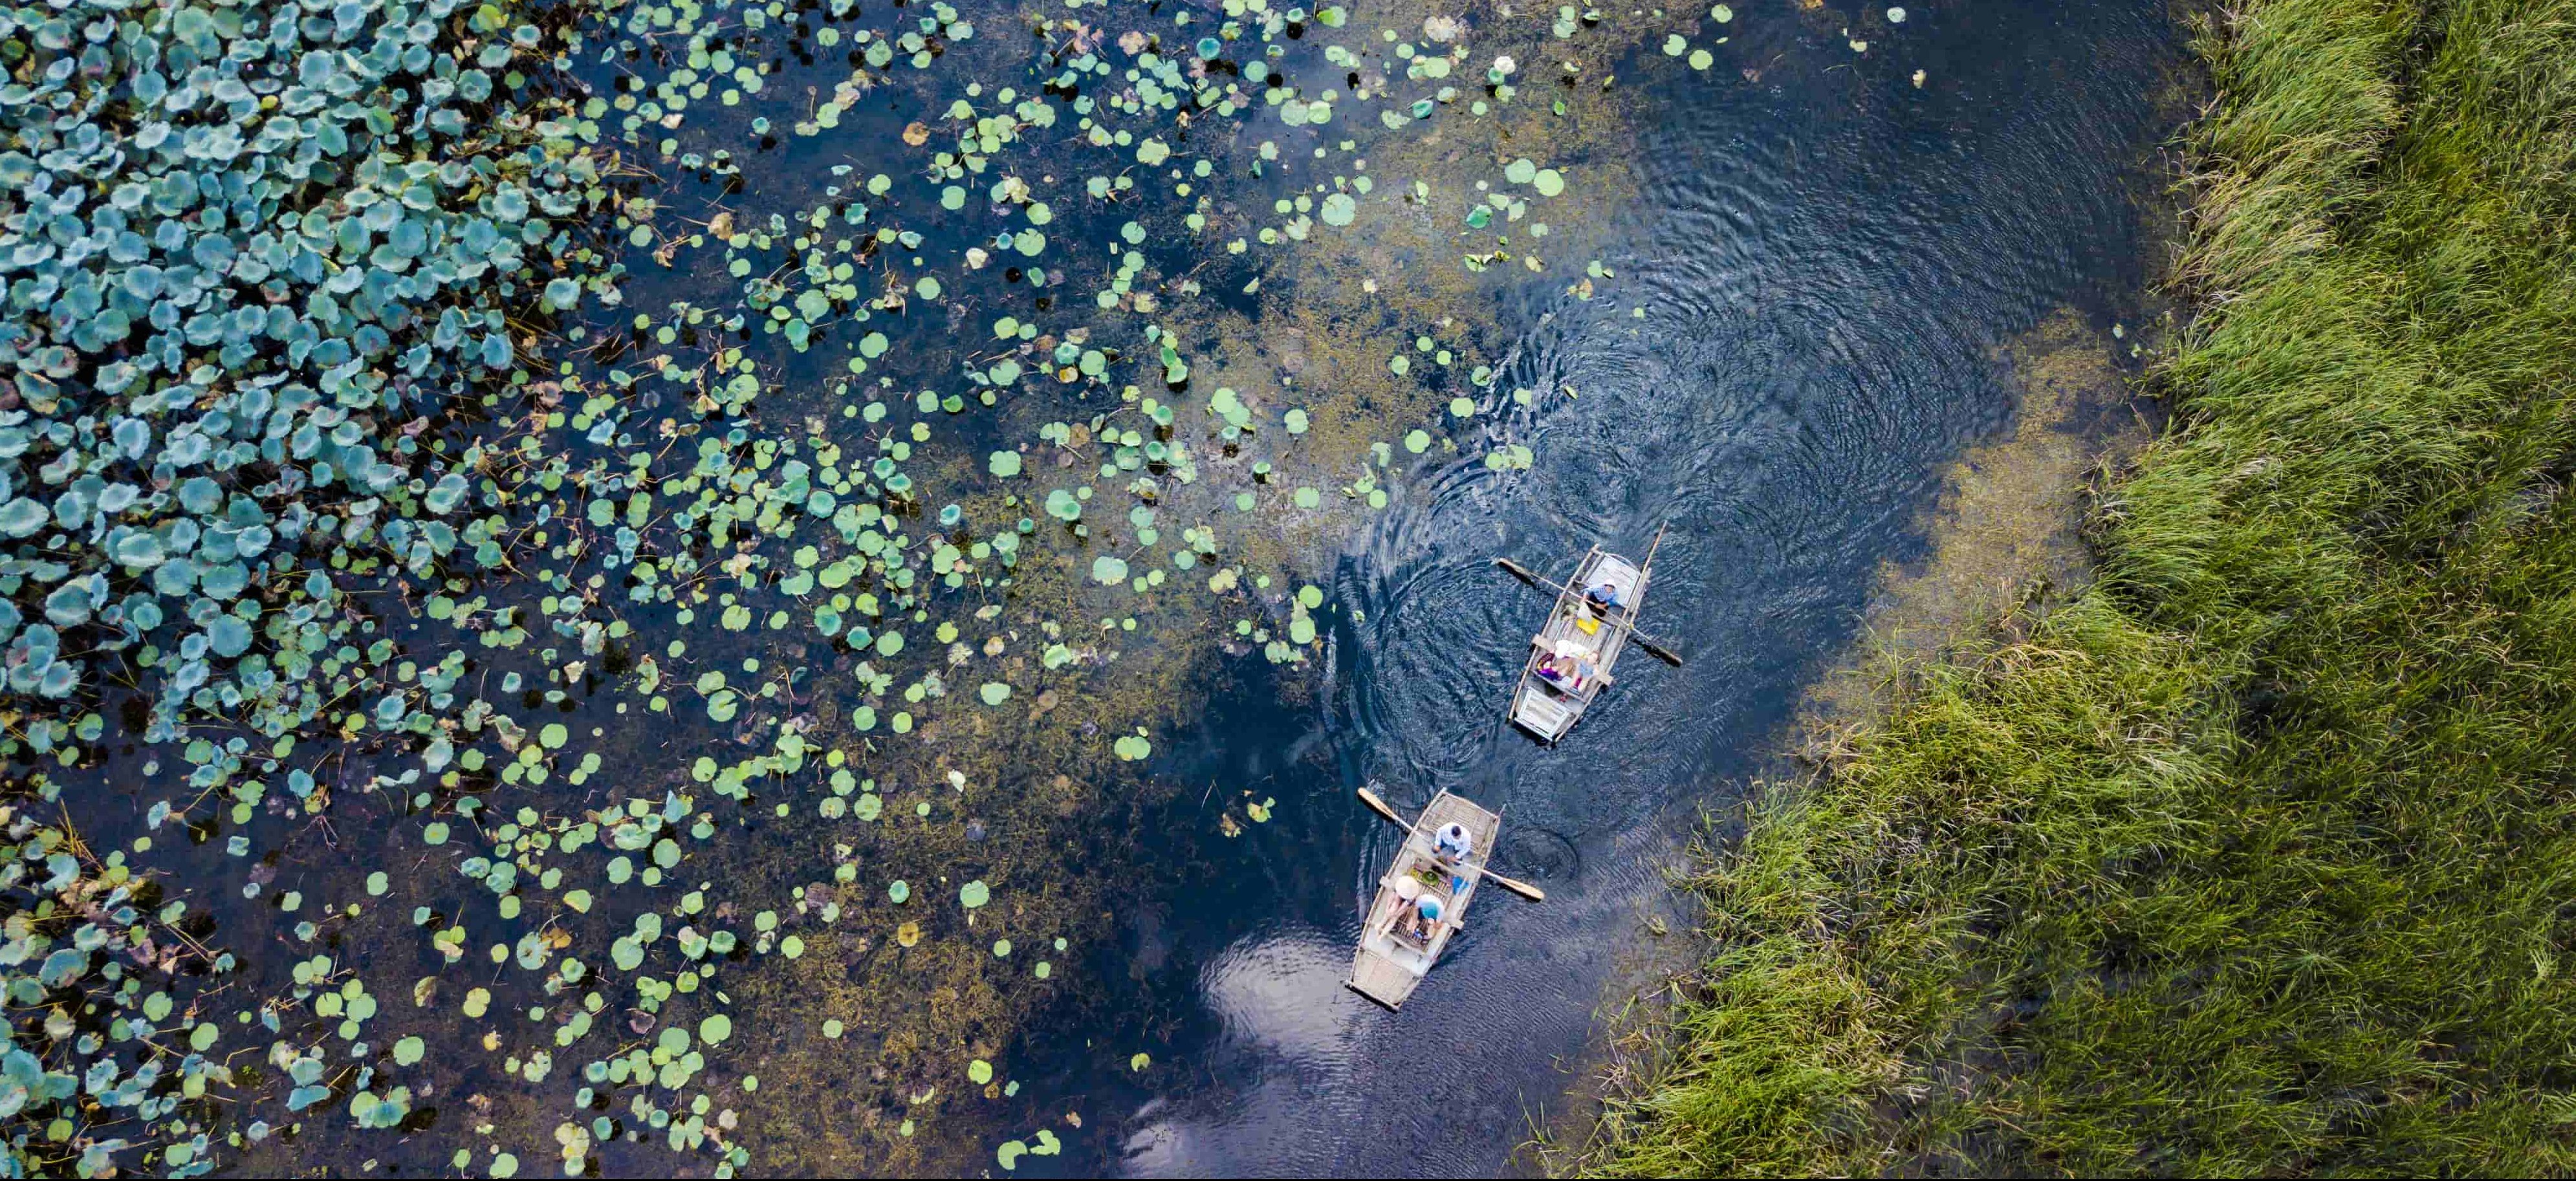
[[1515, 686, 1575, 737]]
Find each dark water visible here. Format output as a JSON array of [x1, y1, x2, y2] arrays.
[[988, 3, 2186, 1175], [46, 0, 2182, 1174]]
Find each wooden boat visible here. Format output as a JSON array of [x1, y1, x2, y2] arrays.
[[1506, 541, 1655, 743], [1348, 788, 1509, 1011]]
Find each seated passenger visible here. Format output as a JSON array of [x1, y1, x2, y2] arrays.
[[1400, 891, 1446, 941], [1536, 654, 1584, 688], [1586, 581, 1622, 612], [1434, 821, 1473, 865]]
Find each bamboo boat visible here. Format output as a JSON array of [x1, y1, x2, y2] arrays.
[[1505, 541, 1655, 743], [1347, 789, 1507, 1011]]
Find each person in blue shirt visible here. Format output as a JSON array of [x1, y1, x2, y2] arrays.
[[1401, 891, 1445, 941]]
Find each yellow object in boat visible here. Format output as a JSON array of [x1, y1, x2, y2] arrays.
[[1577, 616, 1600, 635]]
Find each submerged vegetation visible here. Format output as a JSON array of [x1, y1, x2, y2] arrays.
[[1567, 0, 2576, 1173]]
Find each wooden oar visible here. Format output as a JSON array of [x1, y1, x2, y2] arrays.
[[1478, 867, 1548, 903], [1492, 558, 1685, 666], [1354, 788, 1547, 902], [1356, 785, 1408, 828]]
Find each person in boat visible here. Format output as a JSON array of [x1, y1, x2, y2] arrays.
[[1403, 890, 1445, 942], [1434, 822, 1475, 893], [1586, 581, 1623, 613], [1392, 876, 1443, 942], [1536, 653, 1584, 689], [1537, 642, 1609, 691], [1434, 821, 1473, 865]]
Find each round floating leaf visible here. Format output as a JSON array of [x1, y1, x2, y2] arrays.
[[979, 682, 1012, 706], [988, 451, 1022, 477], [960, 880, 990, 909], [699, 1014, 733, 1045], [208, 617, 253, 659], [1091, 556, 1129, 584]]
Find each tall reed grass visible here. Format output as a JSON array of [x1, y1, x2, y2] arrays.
[[1562, 0, 2576, 1173]]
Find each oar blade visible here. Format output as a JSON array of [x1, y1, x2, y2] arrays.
[[1487, 871, 1546, 902], [1355, 786, 1407, 827]]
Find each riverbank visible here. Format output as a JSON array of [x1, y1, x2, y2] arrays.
[[1560, 0, 2576, 1173]]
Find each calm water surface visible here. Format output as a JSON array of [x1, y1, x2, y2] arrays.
[[1002, 2, 2185, 1175]]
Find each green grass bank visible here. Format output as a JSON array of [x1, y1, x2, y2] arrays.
[[1561, 0, 2576, 1173]]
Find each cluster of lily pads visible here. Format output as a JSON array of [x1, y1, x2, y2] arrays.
[[0, 792, 231, 1176]]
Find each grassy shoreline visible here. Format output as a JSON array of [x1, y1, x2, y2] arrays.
[[1560, 0, 2576, 1173]]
